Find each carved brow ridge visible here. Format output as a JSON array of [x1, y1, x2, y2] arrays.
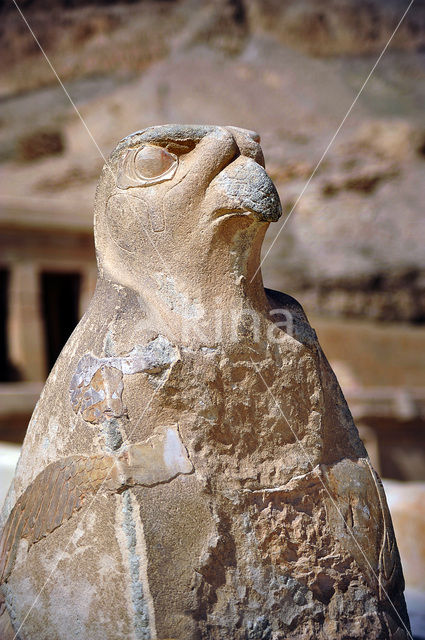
[[114, 124, 218, 158]]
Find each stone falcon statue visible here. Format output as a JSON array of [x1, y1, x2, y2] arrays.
[[0, 125, 410, 640]]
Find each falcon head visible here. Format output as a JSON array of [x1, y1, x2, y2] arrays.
[[94, 125, 282, 290]]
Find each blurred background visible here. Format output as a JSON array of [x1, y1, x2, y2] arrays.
[[0, 0, 424, 634]]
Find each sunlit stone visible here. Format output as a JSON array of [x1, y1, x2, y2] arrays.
[[0, 124, 410, 640], [134, 145, 177, 179]]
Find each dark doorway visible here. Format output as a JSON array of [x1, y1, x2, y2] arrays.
[[41, 272, 81, 372], [0, 268, 9, 381], [0, 268, 20, 382]]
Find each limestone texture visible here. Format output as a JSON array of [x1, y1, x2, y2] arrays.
[[0, 125, 410, 639]]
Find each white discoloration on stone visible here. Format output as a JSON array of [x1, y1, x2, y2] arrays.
[[123, 336, 179, 374], [154, 273, 203, 319], [13, 539, 29, 575], [163, 428, 192, 473], [240, 465, 322, 494], [118, 425, 193, 487], [70, 336, 179, 425], [49, 575, 95, 638], [72, 336, 178, 387], [97, 552, 121, 581]]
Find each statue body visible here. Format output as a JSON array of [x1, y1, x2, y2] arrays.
[[0, 125, 410, 640]]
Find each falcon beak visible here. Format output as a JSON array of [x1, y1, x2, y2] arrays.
[[207, 156, 282, 223]]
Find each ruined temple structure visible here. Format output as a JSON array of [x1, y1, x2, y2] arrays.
[[0, 125, 410, 639]]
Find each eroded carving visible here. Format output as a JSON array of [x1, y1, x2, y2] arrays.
[[0, 426, 192, 587], [70, 336, 178, 424]]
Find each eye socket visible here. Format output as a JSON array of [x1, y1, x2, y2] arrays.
[[117, 145, 178, 189], [134, 146, 176, 179]]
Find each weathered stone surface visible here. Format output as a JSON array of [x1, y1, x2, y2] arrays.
[[0, 125, 410, 639], [384, 480, 425, 593]]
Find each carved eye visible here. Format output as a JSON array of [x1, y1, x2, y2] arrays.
[[134, 146, 176, 179], [117, 145, 178, 189]]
